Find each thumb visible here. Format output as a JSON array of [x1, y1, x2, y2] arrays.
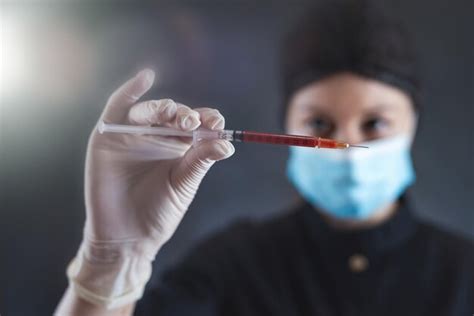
[[190, 139, 235, 163], [170, 140, 235, 200]]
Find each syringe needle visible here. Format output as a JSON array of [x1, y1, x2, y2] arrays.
[[348, 144, 369, 149]]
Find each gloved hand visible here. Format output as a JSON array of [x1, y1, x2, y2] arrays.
[[66, 69, 235, 309]]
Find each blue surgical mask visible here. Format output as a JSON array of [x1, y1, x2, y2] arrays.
[[286, 135, 415, 219]]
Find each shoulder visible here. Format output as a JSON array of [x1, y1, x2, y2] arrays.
[[188, 207, 304, 260], [414, 220, 474, 308], [158, 207, 304, 298], [139, 209, 305, 313], [415, 219, 474, 268], [169, 206, 305, 276]]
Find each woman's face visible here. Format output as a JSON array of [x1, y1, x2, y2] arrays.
[[285, 72, 416, 144]]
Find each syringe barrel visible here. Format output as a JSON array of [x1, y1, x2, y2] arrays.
[[234, 131, 349, 149], [192, 129, 235, 145], [98, 121, 193, 137], [98, 121, 354, 149], [236, 130, 318, 147]]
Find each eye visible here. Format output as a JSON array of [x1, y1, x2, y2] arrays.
[[362, 117, 389, 134], [308, 117, 334, 137]]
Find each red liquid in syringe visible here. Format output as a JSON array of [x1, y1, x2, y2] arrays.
[[239, 131, 350, 149]]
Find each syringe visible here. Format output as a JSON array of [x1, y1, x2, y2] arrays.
[[98, 121, 368, 149]]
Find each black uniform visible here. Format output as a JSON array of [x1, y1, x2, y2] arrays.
[[136, 200, 474, 315]]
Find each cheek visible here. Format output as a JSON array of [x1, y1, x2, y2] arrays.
[[284, 114, 294, 134], [395, 111, 417, 135], [285, 109, 305, 134], [373, 106, 417, 138], [286, 116, 314, 135], [389, 99, 417, 134]]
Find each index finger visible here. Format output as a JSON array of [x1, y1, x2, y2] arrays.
[[101, 69, 155, 123]]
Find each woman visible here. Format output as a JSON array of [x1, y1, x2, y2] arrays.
[[56, 1, 473, 315]]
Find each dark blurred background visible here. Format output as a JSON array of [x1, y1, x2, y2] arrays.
[[0, 0, 472, 315]]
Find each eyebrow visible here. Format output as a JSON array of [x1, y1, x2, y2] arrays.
[[373, 103, 391, 109], [299, 103, 325, 112], [300, 103, 394, 112], [368, 104, 397, 113]]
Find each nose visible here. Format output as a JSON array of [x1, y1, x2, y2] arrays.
[[333, 125, 365, 145]]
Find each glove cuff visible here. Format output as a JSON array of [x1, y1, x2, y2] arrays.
[[66, 239, 157, 309]]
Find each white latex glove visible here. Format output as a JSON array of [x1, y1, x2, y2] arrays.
[[66, 69, 235, 309]]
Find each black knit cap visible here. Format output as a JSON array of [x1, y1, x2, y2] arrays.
[[281, 0, 421, 113]]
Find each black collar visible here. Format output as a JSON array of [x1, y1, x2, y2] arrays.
[[298, 197, 418, 258]]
